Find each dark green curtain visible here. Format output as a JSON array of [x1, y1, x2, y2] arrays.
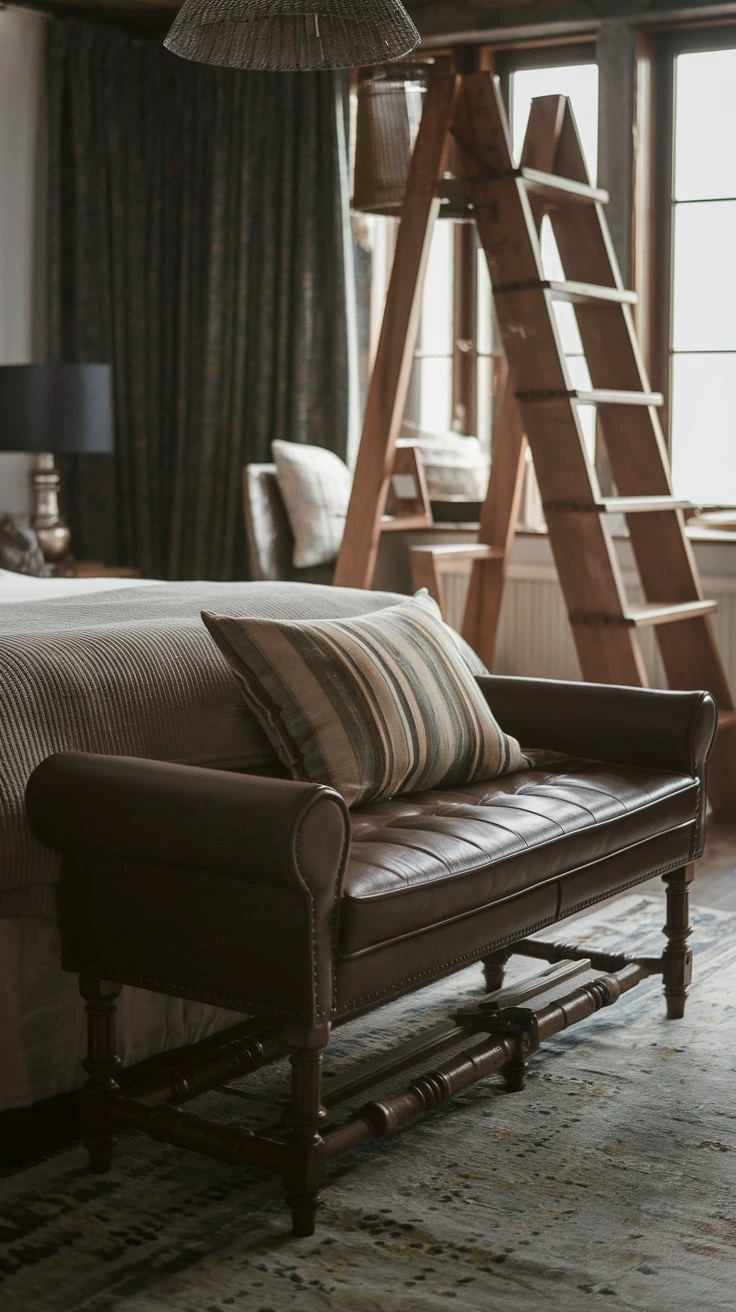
[[47, 20, 352, 579]]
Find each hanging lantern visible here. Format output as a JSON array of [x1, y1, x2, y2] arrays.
[[164, 0, 421, 73], [352, 64, 474, 221]]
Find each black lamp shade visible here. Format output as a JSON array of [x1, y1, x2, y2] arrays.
[[0, 364, 114, 455]]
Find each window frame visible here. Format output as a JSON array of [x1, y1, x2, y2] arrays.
[[494, 38, 598, 115], [649, 21, 736, 467]]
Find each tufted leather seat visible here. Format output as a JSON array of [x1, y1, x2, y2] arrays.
[[341, 761, 698, 955]]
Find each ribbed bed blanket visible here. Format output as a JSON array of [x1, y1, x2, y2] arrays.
[[0, 580, 404, 919]]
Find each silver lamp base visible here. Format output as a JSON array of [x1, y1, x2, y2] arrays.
[[31, 452, 72, 566]]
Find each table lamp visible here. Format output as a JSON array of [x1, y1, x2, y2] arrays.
[[0, 363, 114, 568]]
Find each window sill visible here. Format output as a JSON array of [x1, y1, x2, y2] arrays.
[[428, 507, 736, 548]]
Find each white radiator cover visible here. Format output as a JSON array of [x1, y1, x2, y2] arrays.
[[445, 564, 736, 688]]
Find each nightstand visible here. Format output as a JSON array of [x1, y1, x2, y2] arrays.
[[53, 558, 142, 579], [75, 561, 142, 579]]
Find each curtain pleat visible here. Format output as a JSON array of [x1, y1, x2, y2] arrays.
[[46, 20, 351, 580]]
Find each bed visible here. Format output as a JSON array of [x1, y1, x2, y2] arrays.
[[0, 570, 406, 1111]]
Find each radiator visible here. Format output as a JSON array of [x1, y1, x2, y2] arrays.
[[444, 563, 736, 688]]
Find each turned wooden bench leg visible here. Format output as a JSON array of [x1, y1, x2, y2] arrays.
[[282, 1023, 330, 1238], [482, 948, 512, 993], [80, 975, 121, 1173], [662, 863, 694, 1020]]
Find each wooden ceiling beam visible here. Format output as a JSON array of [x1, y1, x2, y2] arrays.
[[12, 0, 736, 42], [408, 0, 736, 46]]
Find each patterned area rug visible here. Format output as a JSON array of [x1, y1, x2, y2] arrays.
[[2, 895, 736, 1312]]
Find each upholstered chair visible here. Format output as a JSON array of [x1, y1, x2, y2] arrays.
[[242, 464, 335, 585]]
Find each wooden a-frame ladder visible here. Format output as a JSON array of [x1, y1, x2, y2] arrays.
[[333, 70, 736, 817]]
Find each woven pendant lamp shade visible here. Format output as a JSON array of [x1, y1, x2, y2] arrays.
[[164, 0, 421, 72], [352, 65, 426, 214], [352, 65, 473, 220]]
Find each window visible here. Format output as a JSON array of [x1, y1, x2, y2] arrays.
[[362, 213, 486, 444], [406, 220, 456, 433], [665, 40, 736, 505]]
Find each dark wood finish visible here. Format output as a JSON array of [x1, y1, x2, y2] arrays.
[[79, 976, 121, 1174], [453, 222, 479, 435], [129, 1023, 279, 1107], [324, 960, 588, 1108], [596, 19, 638, 283], [511, 936, 663, 974], [110, 1097, 287, 1171], [12, 824, 736, 1178], [13, 0, 736, 29], [6, 827, 734, 1174], [407, 0, 736, 46], [482, 946, 512, 991], [6, 823, 723, 1229], [324, 959, 648, 1159], [662, 862, 695, 1019], [282, 1026, 330, 1238]]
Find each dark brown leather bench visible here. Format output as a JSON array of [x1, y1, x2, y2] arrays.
[[26, 675, 717, 1237]]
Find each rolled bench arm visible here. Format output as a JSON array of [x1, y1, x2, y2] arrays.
[[27, 754, 352, 1024], [477, 676, 718, 779], [26, 752, 351, 896]]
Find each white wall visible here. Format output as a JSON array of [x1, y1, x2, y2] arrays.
[[0, 7, 46, 519]]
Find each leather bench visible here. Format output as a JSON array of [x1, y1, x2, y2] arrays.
[[26, 675, 717, 1237]]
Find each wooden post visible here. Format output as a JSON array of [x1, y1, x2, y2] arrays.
[[662, 863, 694, 1020], [80, 975, 121, 1173], [482, 947, 512, 993], [282, 1024, 330, 1238], [334, 75, 459, 589]]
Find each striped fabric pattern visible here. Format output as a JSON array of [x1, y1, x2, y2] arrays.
[[202, 592, 528, 809]]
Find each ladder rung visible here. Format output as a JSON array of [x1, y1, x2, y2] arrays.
[[548, 280, 637, 306], [442, 172, 608, 208], [571, 600, 718, 628], [518, 168, 609, 206], [517, 388, 663, 407], [410, 544, 503, 562], [494, 279, 637, 306], [576, 389, 663, 407], [380, 514, 434, 532], [410, 544, 502, 575], [544, 496, 691, 515]]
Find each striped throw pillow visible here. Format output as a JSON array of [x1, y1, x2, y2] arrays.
[[201, 592, 527, 809]]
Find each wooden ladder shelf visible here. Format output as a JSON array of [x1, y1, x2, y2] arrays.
[[334, 71, 736, 818]]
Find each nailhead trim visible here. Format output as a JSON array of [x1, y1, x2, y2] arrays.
[[336, 851, 694, 1014], [67, 846, 694, 1021]]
